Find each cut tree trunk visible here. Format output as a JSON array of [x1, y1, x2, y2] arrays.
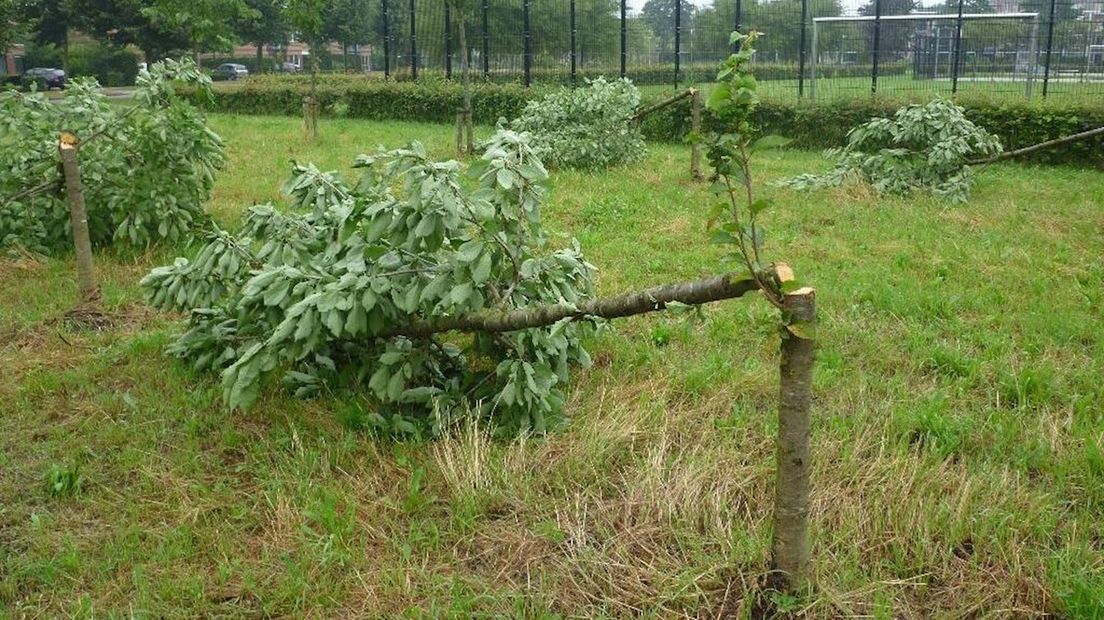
[[632, 88, 695, 124], [970, 125, 1104, 165], [380, 271, 762, 338], [768, 286, 816, 593], [58, 133, 100, 305]]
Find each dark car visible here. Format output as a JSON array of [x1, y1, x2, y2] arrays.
[[24, 67, 66, 90], [212, 63, 249, 81]]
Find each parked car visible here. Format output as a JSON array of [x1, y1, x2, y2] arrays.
[[212, 63, 249, 81], [23, 67, 66, 90], [279, 62, 302, 73]]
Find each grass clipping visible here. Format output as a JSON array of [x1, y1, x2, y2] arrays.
[[779, 99, 1002, 203]]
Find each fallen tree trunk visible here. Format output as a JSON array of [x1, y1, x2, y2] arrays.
[[632, 88, 696, 124], [381, 271, 762, 338], [970, 125, 1104, 165]]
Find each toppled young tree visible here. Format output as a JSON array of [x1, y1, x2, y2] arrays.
[[780, 98, 1002, 203], [512, 77, 646, 171], [0, 58, 224, 254], [143, 31, 817, 595]]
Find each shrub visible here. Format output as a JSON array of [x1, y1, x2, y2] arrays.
[[0, 59, 224, 254], [779, 99, 1003, 202], [512, 77, 645, 170], [141, 130, 595, 436], [193, 74, 1104, 167]]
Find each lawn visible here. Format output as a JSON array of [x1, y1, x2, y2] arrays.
[[2, 113, 1103, 618]]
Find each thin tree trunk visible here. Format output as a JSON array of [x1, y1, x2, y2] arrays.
[[970, 125, 1104, 164], [304, 48, 320, 139], [378, 272, 761, 339], [768, 286, 816, 593], [631, 88, 694, 123], [256, 42, 264, 72], [456, 14, 473, 157], [690, 88, 703, 181], [62, 33, 70, 75], [58, 133, 99, 305]]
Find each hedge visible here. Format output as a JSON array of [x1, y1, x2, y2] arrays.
[[196, 76, 1104, 167]]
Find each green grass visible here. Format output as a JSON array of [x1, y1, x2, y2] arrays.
[[2, 114, 1104, 617]]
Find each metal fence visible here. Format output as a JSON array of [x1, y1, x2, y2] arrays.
[[367, 0, 1104, 103]]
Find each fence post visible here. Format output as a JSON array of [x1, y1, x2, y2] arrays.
[[951, 0, 965, 95], [445, 3, 452, 79], [798, 0, 808, 97], [482, 0, 489, 79], [768, 285, 816, 593], [810, 18, 818, 99], [523, 0, 532, 87], [409, 0, 417, 79], [871, 0, 882, 95], [674, 0, 682, 89], [621, 0, 627, 79], [58, 133, 100, 305], [382, 0, 390, 78], [1042, 0, 1057, 98], [570, 0, 577, 86], [735, 0, 742, 42]]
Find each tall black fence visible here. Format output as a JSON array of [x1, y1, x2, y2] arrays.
[[362, 0, 1103, 103]]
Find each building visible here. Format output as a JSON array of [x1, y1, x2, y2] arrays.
[[3, 44, 25, 76], [228, 41, 375, 72]]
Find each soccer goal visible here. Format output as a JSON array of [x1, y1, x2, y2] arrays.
[[809, 12, 1041, 100]]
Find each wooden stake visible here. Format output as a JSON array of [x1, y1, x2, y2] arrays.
[[769, 286, 815, 592], [303, 96, 320, 139], [690, 88, 703, 181], [58, 132, 100, 305]]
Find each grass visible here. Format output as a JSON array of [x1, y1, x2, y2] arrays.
[[2, 113, 1104, 618]]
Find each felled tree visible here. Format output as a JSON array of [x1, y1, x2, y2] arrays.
[[0, 58, 224, 254], [144, 34, 817, 593], [143, 130, 597, 436], [780, 99, 1001, 202], [512, 77, 646, 171]]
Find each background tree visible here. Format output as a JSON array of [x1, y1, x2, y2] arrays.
[[1, 0, 21, 54], [69, 0, 189, 62], [234, 0, 289, 71], [641, 0, 697, 57], [20, 0, 75, 72], [142, 0, 252, 65], [858, 0, 918, 60], [322, 0, 374, 72]]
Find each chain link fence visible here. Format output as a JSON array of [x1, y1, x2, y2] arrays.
[[365, 0, 1103, 103]]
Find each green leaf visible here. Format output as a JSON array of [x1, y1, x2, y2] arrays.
[[751, 135, 792, 152], [749, 198, 773, 216], [471, 251, 493, 284]]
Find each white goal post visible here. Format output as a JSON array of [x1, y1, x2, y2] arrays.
[[809, 12, 1041, 99]]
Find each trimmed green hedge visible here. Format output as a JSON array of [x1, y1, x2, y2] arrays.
[[646, 95, 1104, 167], [197, 76, 1104, 167]]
